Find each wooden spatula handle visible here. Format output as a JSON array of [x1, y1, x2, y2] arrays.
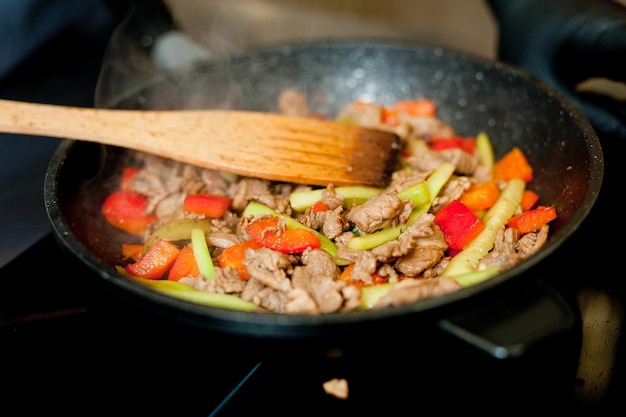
[[0, 99, 399, 187]]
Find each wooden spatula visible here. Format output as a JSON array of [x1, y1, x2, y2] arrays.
[[0, 98, 400, 187]]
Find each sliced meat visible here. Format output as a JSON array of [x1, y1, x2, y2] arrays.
[[301, 206, 345, 239], [479, 227, 521, 270], [374, 276, 461, 308], [346, 191, 413, 233], [438, 148, 478, 175], [516, 224, 549, 258], [291, 249, 344, 314], [243, 247, 293, 292], [370, 213, 443, 262], [399, 113, 456, 138], [321, 184, 345, 210], [178, 266, 246, 294]]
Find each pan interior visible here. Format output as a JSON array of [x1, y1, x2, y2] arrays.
[[45, 40, 603, 335]]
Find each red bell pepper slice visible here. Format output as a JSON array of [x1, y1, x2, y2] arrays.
[[102, 190, 157, 236], [168, 245, 201, 281], [428, 137, 476, 155], [246, 215, 321, 254], [507, 205, 557, 235], [433, 200, 485, 251], [183, 194, 232, 218], [125, 238, 180, 280]]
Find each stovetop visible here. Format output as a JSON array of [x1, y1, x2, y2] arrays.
[[1, 6, 625, 416]]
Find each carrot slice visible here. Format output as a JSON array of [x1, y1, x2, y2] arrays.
[[494, 147, 533, 182], [218, 240, 263, 280], [459, 180, 500, 212]]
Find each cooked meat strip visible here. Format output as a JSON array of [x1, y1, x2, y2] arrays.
[[431, 176, 473, 213], [479, 227, 521, 270], [321, 184, 344, 210], [374, 276, 461, 308], [301, 206, 346, 240], [250, 284, 290, 313], [243, 247, 293, 293], [370, 213, 443, 262], [404, 151, 450, 175], [387, 169, 431, 194], [422, 256, 450, 278], [346, 191, 413, 234], [334, 231, 356, 247], [290, 249, 344, 314], [376, 263, 400, 283], [206, 232, 240, 249], [399, 113, 456, 138], [323, 378, 349, 400], [437, 148, 478, 175], [516, 225, 549, 258], [230, 178, 278, 211], [336, 248, 377, 285], [340, 285, 362, 312], [285, 288, 318, 314], [178, 266, 246, 294]]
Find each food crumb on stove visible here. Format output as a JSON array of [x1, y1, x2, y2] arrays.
[[323, 378, 349, 400]]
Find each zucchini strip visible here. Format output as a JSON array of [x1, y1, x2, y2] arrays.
[[443, 178, 525, 277]]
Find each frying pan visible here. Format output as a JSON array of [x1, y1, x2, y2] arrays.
[[44, 40, 603, 358]]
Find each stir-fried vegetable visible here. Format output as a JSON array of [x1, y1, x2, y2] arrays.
[[246, 215, 321, 254], [102, 190, 157, 236], [101, 97, 558, 315], [443, 178, 526, 277], [434, 200, 485, 252], [125, 238, 180, 279], [507, 205, 557, 234]]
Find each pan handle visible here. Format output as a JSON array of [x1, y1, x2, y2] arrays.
[[437, 279, 577, 359]]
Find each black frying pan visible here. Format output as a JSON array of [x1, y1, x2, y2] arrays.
[[44, 40, 603, 358]]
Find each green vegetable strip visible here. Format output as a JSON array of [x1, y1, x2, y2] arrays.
[[396, 181, 430, 207], [425, 162, 456, 203], [450, 266, 499, 288], [357, 283, 394, 310], [475, 132, 495, 172], [443, 178, 525, 277], [347, 226, 402, 250], [289, 186, 383, 212], [191, 228, 215, 281], [121, 269, 260, 312], [142, 218, 213, 254], [242, 201, 347, 265]]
